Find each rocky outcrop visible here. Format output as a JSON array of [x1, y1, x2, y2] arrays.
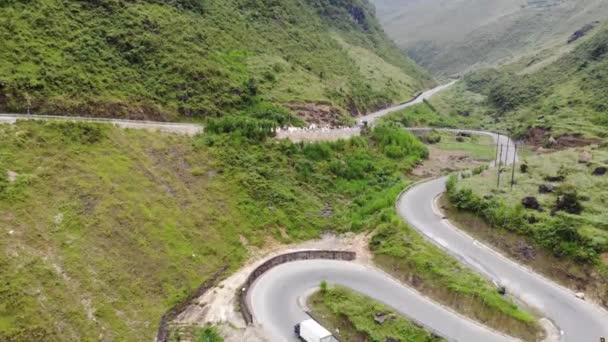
[[522, 197, 542, 210], [539, 184, 554, 194], [593, 167, 607, 176]]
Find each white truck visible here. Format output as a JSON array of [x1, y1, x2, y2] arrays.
[[294, 319, 339, 342]]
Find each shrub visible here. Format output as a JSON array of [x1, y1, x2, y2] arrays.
[[371, 124, 428, 160], [448, 177, 599, 263], [420, 131, 442, 144], [320, 280, 328, 294], [244, 102, 302, 127], [472, 164, 489, 175], [301, 143, 333, 161], [195, 326, 223, 342], [206, 116, 276, 141], [48, 122, 106, 144], [520, 163, 529, 173]]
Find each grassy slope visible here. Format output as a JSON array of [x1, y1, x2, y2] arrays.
[[372, 0, 608, 76], [398, 18, 608, 309], [433, 133, 496, 161], [424, 23, 608, 140], [448, 148, 608, 305], [0, 0, 432, 120], [308, 286, 443, 342], [0, 121, 536, 340], [378, 106, 497, 160]]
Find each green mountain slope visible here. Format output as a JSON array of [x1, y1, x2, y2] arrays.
[[0, 0, 432, 121], [372, 0, 608, 76], [426, 23, 608, 141], [0, 121, 539, 341]]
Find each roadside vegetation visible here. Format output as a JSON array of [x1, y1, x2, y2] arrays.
[[369, 213, 540, 341], [432, 132, 495, 161], [168, 325, 224, 342], [446, 148, 608, 307], [0, 0, 432, 122], [308, 285, 443, 342], [380, 101, 459, 128], [0, 119, 538, 340]]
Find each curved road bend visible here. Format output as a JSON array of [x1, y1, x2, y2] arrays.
[[248, 131, 608, 342], [398, 132, 608, 341], [4, 87, 607, 340], [357, 81, 456, 125], [246, 134, 518, 342], [248, 259, 513, 342]]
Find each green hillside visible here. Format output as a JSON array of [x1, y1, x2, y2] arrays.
[[418, 24, 608, 307], [0, 0, 432, 122], [425, 23, 608, 142], [0, 121, 540, 341], [372, 0, 608, 76]]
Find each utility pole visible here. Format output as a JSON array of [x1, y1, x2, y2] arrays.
[[495, 133, 500, 167], [511, 142, 518, 189], [504, 138, 510, 167], [497, 143, 503, 188]]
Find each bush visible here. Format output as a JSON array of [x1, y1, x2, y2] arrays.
[[244, 102, 302, 127], [472, 164, 489, 175], [48, 122, 106, 144], [206, 116, 277, 141], [371, 124, 428, 160], [320, 280, 328, 294], [301, 143, 333, 161], [448, 177, 599, 263], [195, 326, 223, 342], [420, 131, 442, 144]]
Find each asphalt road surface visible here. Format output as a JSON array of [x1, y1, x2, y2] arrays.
[[248, 259, 513, 342], [357, 80, 456, 125]]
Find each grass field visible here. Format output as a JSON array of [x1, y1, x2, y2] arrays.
[[434, 133, 496, 161], [0, 120, 538, 340], [308, 286, 443, 342]]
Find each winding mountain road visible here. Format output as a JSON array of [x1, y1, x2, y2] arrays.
[[399, 133, 608, 341], [247, 103, 608, 340], [249, 259, 513, 342], [3, 85, 608, 341]]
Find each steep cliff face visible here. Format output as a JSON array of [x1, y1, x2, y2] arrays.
[[0, 0, 432, 121]]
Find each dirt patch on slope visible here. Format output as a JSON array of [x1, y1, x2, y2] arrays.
[[284, 102, 343, 126], [411, 147, 484, 178], [524, 127, 601, 150]]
